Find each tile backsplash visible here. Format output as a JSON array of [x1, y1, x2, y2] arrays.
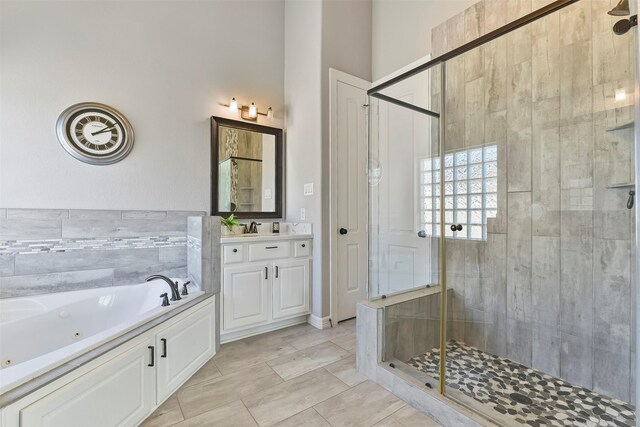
[[0, 208, 207, 298]]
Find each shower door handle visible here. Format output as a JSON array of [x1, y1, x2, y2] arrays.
[[450, 224, 463, 232]]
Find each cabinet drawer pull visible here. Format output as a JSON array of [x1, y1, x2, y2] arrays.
[[148, 346, 155, 367], [276, 266, 279, 278], [161, 338, 167, 358], [266, 246, 278, 249], [233, 248, 238, 253], [265, 267, 269, 279]]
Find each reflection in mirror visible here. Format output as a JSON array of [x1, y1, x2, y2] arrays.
[[218, 126, 276, 213], [211, 116, 283, 219]]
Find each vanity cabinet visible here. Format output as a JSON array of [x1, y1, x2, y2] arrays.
[[221, 237, 312, 342]]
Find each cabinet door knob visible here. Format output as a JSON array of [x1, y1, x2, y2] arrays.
[[233, 248, 238, 253], [301, 244, 306, 248], [339, 228, 348, 235]]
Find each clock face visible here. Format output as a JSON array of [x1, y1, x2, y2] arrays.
[[57, 103, 134, 165]]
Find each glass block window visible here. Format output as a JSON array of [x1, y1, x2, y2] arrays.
[[419, 145, 497, 240]]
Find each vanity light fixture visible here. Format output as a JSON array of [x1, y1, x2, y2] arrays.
[[220, 98, 273, 122]]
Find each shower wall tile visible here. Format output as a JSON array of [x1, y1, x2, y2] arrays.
[[507, 318, 532, 366], [464, 308, 485, 350], [484, 38, 507, 113], [593, 239, 631, 345], [560, 40, 593, 123], [560, 122, 594, 190], [465, 77, 485, 148], [559, 210, 593, 339], [464, 3, 484, 82], [68, 209, 122, 220], [483, 0, 508, 33], [559, 0, 592, 46], [532, 322, 560, 377], [485, 110, 507, 234], [61, 217, 187, 239], [532, 98, 561, 236], [593, 343, 630, 402], [592, 2, 632, 86], [506, 61, 532, 193], [560, 332, 593, 389], [506, 192, 532, 323], [432, 23, 447, 59], [121, 210, 168, 220], [506, 0, 532, 22], [482, 233, 507, 356], [531, 13, 560, 102], [531, 236, 560, 326], [506, 25, 531, 67], [445, 56, 466, 128], [446, 11, 465, 51]]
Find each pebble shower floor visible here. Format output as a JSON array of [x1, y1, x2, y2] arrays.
[[407, 341, 635, 427]]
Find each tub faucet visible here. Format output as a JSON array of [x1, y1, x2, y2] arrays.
[[145, 275, 181, 301]]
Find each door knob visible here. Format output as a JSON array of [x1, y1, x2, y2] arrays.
[[450, 224, 463, 232], [339, 228, 348, 235], [417, 230, 427, 238]]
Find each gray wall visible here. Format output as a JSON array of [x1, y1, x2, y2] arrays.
[[0, 209, 204, 298], [0, 0, 284, 212], [431, 0, 636, 403], [372, 0, 476, 80], [284, 0, 372, 318]]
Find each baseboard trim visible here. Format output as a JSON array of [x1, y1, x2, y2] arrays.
[[308, 314, 331, 329]]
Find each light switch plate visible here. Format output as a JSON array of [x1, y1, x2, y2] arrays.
[[264, 189, 272, 200], [300, 208, 306, 220], [304, 183, 314, 196]]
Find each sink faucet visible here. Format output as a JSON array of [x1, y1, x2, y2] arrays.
[[248, 221, 260, 234], [145, 275, 181, 302]]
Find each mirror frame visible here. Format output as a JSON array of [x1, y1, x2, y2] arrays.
[[210, 116, 284, 219]]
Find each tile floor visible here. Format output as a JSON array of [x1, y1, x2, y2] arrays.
[[142, 319, 441, 427], [407, 340, 636, 427]]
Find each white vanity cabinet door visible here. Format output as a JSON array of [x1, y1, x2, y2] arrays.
[[223, 263, 270, 330], [272, 259, 310, 319], [155, 302, 215, 403], [20, 337, 155, 427]]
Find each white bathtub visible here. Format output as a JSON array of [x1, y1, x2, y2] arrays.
[[0, 279, 202, 395]]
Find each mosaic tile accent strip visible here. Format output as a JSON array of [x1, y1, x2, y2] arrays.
[[407, 341, 635, 427], [0, 236, 186, 255]]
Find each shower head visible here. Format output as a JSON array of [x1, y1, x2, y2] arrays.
[[608, 0, 630, 16]]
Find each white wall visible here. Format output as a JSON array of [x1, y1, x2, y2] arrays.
[[284, 0, 323, 316], [372, 0, 476, 80], [0, 0, 284, 211]]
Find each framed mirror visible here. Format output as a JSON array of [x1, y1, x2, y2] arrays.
[[211, 116, 283, 219]]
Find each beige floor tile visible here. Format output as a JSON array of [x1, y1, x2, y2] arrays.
[[374, 406, 442, 427], [172, 400, 258, 427], [182, 358, 222, 388], [243, 368, 349, 427], [245, 322, 316, 343], [178, 363, 283, 419], [268, 341, 350, 380], [141, 395, 184, 427], [284, 325, 353, 350], [272, 408, 330, 427], [214, 336, 298, 374], [324, 354, 367, 387], [314, 380, 406, 427], [331, 332, 356, 353]]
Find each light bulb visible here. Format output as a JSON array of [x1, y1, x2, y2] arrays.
[[249, 102, 257, 118], [229, 97, 238, 112], [267, 107, 273, 120]]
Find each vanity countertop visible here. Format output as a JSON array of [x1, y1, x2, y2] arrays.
[[221, 233, 313, 243]]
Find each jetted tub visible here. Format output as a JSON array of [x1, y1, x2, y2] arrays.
[[0, 279, 202, 395]]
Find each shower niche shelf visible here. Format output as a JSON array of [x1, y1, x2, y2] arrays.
[[607, 182, 635, 189], [606, 120, 634, 132]]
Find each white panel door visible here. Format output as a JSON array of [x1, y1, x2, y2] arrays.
[[20, 337, 155, 427], [335, 78, 369, 321], [223, 263, 270, 331], [156, 303, 215, 403], [272, 259, 310, 319]]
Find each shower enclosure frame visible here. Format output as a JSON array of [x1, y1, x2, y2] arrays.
[[367, 0, 634, 409]]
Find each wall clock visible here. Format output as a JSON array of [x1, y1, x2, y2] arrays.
[[56, 102, 134, 165]]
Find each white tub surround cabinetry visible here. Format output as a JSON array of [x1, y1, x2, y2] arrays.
[[221, 233, 312, 342], [0, 298, 215, 427]]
